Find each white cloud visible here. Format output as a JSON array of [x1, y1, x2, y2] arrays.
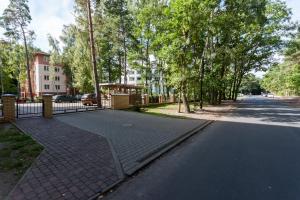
[[0, 0, 75, 51]]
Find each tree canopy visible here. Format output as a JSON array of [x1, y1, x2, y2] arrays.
[[0, 0, 297, 111]]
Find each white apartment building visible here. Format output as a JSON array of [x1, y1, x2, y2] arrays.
[[122, 68, 143, 85]]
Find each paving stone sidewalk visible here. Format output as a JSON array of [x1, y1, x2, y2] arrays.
[[8, 118, 120, 200], [56, 110, 209, 175]]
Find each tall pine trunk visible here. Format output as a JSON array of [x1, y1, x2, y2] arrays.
[[87, 0, 101, 107], [182, 81, 190, 113], [22, 28, 34, 101]]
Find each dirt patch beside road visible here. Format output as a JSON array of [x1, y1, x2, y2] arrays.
[[275, 96, 300, 108], [142, 101, 237, 121]]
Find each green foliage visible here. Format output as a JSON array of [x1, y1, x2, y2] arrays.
[[0, 0, 35, 99], [0, 0, 296, 107], [0, 41, 29, 95], [262, 30, 300, 96], [240, 74, 263, 95]]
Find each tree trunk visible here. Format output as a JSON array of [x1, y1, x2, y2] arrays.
[[199, 36, 208, 110], [182, 81, 190, 113], [145, 39, 150, 94], [231, 63, 237, 100], [118, 54, 122, 84], [178, 86, 182, 113], [87, 0, 101, 107], [22, 28, 34, 101], [108, 58, 111, 83], [123, 36, 127, 84]]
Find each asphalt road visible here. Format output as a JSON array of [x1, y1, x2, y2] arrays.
[[104, 96, 300, 200]]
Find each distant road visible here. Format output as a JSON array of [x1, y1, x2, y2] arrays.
[[105, 96, 300, 200]]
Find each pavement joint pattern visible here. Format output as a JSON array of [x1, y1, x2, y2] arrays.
[[56, 110, 209, 175], [8, 118, 120, 200]]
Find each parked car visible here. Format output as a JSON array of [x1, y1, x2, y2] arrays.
[[74, 94, 82, 101], [267, 93, 274, 98], [261, 92, 268, 97], [52, 95, 76, 103], [81, 94, 97, 106]]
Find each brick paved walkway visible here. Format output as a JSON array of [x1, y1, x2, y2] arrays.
[[56, 110, 208, 175], [8, 118, 120, 200]]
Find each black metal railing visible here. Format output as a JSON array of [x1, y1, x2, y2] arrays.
[[52, 97, 111, 114], [16, 99, 44, 118], [0, 101, 3, 117], [149, 96, 159, 104], [148, 95, 172, 104], [53, 100, 97, 114]]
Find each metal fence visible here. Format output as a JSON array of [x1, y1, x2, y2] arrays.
[[149, 96, 159, 104], [53, 101, 97, 114], [0, 101, 3, 117], [16, 100, 44, 118], [53, 98, 111, 115]]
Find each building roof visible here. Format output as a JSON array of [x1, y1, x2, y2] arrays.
[[34, 52, 50, 56], [99, 83, 144, 89]]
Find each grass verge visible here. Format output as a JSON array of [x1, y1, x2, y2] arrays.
[[0, 124, 43, 177], [125, 104, 191, 119]]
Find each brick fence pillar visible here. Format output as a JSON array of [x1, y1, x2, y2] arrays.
[[43, 94, 53, 118], [2, 94, 16, 122]]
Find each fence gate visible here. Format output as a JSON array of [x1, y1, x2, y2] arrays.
[[15, 97, 111, 118], [16, 99, 44, 118], [53, 98, 111, 115]]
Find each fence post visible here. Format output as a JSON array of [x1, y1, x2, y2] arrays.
[[43, 94, 53, 118], [159, 95, 163, 104], [2, 94, 16, 122], [169, 94, 175, 103], [143, 94, 149, 105]]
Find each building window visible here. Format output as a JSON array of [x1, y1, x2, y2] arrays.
[[55, 85, 60, 90], [44, 65, 49, 71], [55, 76, 60, 81], [128, 70, 135, 75], [55, 67, 60, 72], [44, 84, 50, 90], [129, 77, 135, 81], [137, 77, 141, 81], [43, 56, 49, 62], [44, 75, 49, 80]]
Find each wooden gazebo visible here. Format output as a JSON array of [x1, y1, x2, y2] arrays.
[[99, 83, 144, 105]]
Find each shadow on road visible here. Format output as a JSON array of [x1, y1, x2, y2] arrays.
[[221, 97, 300, 126]]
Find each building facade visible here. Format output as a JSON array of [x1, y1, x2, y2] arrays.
[[121, 68, 142, 85], [21, 52, 67, 98]]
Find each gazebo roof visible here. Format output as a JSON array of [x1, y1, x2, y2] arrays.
[[99, 83, 144, 89]]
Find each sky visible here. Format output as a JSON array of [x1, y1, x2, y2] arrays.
[[0, 0, 75, 51], [0, 0, 299, 52]]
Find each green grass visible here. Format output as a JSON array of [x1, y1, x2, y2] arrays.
[[0, 125, 43, 176], [125, 103, 192, 119], [142, 103, 198, 113], [141, 111, 189, 119]]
